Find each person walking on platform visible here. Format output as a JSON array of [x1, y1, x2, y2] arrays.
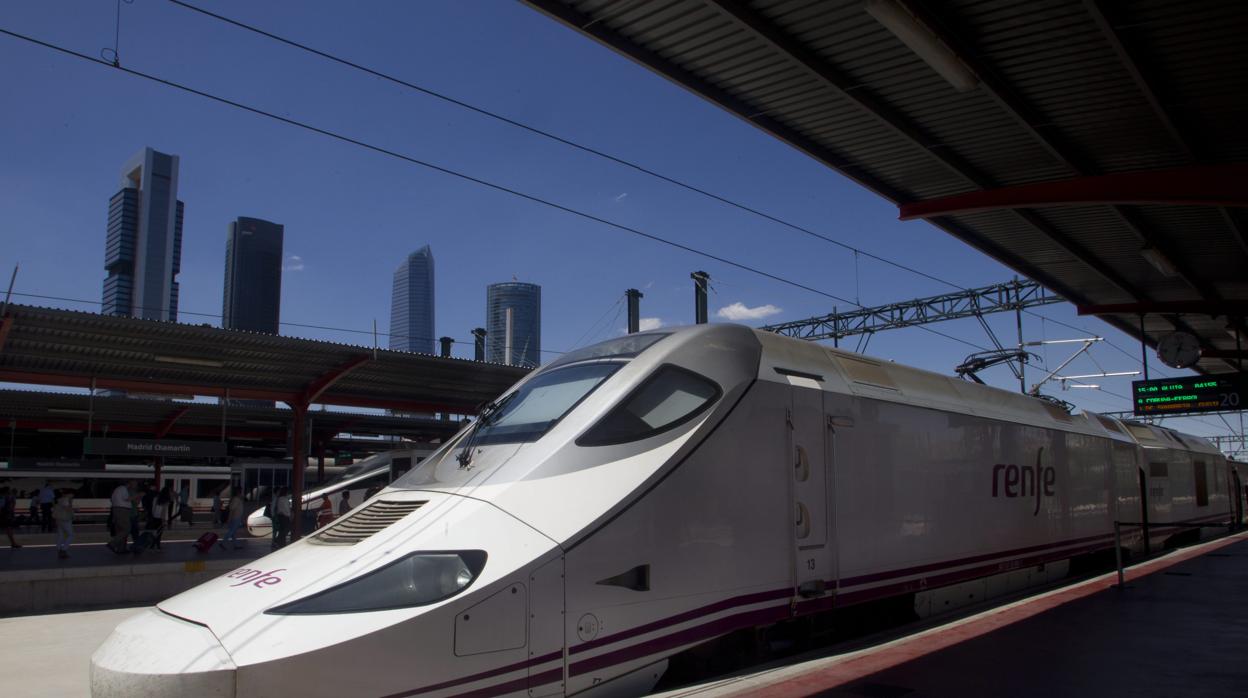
[[108, 480, 136, 553], [219, 487, 245, 550], [1, 487, 20, 548], [156, 485, 175, 530], [37, 481, 55, 532], [52, 489, 74, 559], [338, 490, 353, 517], [316, 494, 335, 529], [272, 487, 291, 550], [177, 481, 192, 527]]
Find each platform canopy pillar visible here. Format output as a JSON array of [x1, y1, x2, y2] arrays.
[[288, 402, 307, 541]]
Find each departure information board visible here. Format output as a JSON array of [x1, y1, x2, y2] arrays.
[[1132, 373, 1245, 416]]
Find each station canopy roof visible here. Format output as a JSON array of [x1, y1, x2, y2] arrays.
[[525, 0, 1248, 373], [0, 304, 530, 414], [0, 387, 461, 452]]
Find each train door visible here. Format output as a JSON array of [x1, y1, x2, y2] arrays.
[[1233, 470, 1244, 526], [527, 555, 565, 697], [1137, 467, 1150, 554], [788, 384, 834, 600]]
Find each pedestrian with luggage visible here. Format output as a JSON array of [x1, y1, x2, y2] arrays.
[[53, 489, 74, 559], [1, 487, 20, 549], [272, 487, 291, 550], [177, 481, 192, 527], [316, 494, 335, 529], [107, 480, 136, 553], [37, 481, 55, 532], [219, 487, 245, 550]]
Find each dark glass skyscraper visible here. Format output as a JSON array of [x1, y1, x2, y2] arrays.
[[389, 246, 435, 354], [103, 147, 184, 321], [222, 217, 284, 334], [486, 282, 541, 367]]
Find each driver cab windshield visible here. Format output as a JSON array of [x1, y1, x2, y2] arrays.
[[461, 332, 671, 447]]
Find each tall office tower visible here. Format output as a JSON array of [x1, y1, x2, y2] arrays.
[[486, 281, 541, 367], [222, 217, 284, 334], [103, 147, 184, 321], [389, 246, 435, 354]]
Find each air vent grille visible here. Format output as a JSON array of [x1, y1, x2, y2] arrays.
[[309, 500, 426, 546]]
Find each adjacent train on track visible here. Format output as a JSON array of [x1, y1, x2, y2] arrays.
[[91, 324, 1246, 697]]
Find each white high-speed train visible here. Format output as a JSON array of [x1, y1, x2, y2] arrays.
[[91, 325, 1246, 697]]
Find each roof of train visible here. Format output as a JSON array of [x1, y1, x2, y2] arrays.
[[751, 327, 1220, 454]]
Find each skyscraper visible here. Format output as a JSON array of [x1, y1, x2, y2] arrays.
[[389, 246, 435, 354], [222, 217, 284, 334], [486, 281, 541, 367], [103, 147, 184, 321]]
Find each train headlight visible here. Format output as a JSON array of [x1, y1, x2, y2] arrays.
[[267, 550, 487, 615]]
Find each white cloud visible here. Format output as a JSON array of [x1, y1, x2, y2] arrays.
[[638, 317, 663, 331], [283, 255, 304, 272], [613, 192, 629, 202], [716, 302, 782, 321]]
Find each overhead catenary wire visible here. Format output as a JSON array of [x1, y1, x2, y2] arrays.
[[569, 294, 625, 351], [0, 26, 990, 354], [163, 0, 960, 292]]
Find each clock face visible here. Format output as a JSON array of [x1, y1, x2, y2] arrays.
[[1157, 332, 1201, 369]]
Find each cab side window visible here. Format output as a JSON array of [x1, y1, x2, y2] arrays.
[[578, 365, 720, 446]]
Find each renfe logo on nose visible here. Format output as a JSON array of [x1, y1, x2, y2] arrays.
[[992, 448, 1055, 516], [225, 567, 285, 588]]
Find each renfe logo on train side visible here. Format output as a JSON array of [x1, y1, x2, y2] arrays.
[[224, 567, 285, 589], [992, 448, 1055, 516]]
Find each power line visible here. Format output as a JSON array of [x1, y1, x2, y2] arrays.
[[0, 26, 990, 354], [164, 0, 960, 291], [569, 294, 625, 350]]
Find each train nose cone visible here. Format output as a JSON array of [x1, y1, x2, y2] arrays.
[[90, 608, 236, 698]]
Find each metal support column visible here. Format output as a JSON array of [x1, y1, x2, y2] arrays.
[[440, 337, 453, 358], [1139, 315, 1150, 380], [290, 403, 307, 541], [472, 328, 486, 361], [626, 289, 643, 334], [1015, 283, 1026, 393], [692, 271, 710, 324]]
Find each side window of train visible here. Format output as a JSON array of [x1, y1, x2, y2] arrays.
[[577, 365, 721, 447]]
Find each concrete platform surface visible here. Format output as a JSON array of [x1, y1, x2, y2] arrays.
[[1, 538, 260, 576], [0, 541, 267, 616], [659, 531, 1248, 698], [0, 606, 143, 697]]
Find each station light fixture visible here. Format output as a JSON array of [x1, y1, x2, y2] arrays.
[[153, 355, 225, 368], [1139, 246, 1179, 277], [47, 407, 90, 415], [866, 0, 979, 93]]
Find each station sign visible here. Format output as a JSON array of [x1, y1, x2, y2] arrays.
[[83, 438, 227, 458], [1131, 373, 1245, 416]]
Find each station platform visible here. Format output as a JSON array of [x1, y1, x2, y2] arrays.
[[659, 531, 1248, 698], [0, 530, 267, 616]]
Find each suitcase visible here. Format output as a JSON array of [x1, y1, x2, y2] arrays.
[[193, 531, 219, 552]]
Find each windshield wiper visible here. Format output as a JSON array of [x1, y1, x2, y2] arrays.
[[456, 393, 515, 467]]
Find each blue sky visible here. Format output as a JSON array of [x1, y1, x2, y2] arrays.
[[0, 1, 1233, 439]]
